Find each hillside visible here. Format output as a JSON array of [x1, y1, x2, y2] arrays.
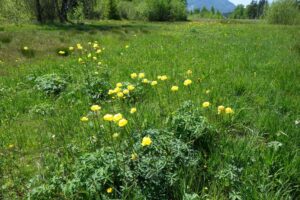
[[187, 0, 236, 13]]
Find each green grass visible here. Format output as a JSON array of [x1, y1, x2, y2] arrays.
[[0, 20, 299, 199]]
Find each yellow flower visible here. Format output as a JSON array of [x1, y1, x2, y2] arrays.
[[58, 50, 65, 55], [157, 75, 162, 80], [80, 116, 89, 122], [141, 136, 152, 147], [113, 113, 123, 122], [186, 69, 192, 75], [123, 89, 129, 95], [117, 92, 124, 98], [125, 45, 129, 48], [8, 144, 14, 149], [171, 86, 179, 92], [93, 56, 97, 60], [78, 58, 83, 63], [23, 46, 29, 50], [114, 87, 121, 93], [108, 89, 115, 95], [225, 107, 234, 114], [77, 43, 83, 50], [184, 79, 192, 86], [160, 75, 168, 81], [103, 114, 114, 121], [130, 107, 137, 114], [116, 83, 123, 87], [96, 49, 102, 54], [87, 53, 92, 58], [142, 78, 149, 83], [217, 105, 225, 114], [131, 73, 138, 79], [151, 81, 158, 86], [131, 153, 138, 160], [91, 105, 101, 112], [118, 118, 128, 127], [202, 101, 210, 108], [112, 133, 119, 138], [127, 85, 135, 91], [106, 187, 113, 193], [93, 43, 99, 48], [98, 61, 102, 65], [138, 73, 145, 79], [205, 90, 210, 94], [69, 46, 74, 51]]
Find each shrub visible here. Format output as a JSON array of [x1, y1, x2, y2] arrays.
[[266, 0, 300, 25], [20, 47, 35, 58], [0, 34, 12, 43], [170, 101, 218, 153], [84, 75, 111, 103], [28, 129, 201, 199], [34, 74, 68, 96]]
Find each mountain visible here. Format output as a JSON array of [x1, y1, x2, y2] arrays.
[[187, 0, 236, 14]]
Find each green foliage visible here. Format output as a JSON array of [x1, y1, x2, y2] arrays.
[[34, 73, 68, 96], [266, 0, 300, 25], [171, 101, 217, 152], [0, 33, 12, 43], [84, 74, 111, 103], [28, 129, 201, 199], [20, 47, 35, 58]]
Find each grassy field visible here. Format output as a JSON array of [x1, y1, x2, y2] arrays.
[[0, 20, 299, 199]]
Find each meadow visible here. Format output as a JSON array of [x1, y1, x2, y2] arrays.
[[0, 20, 299, 199]]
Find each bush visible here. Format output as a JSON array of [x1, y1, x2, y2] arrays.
[[170, 101, 217, 153], [266, 0, 300, 25], [34, 74, 68, 96], [28, 129, 200, 199], [20, 47, 35, 58], [84, 75, 111, 103]]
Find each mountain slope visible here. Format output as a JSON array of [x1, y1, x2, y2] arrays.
[[187, 0, 236, 13]]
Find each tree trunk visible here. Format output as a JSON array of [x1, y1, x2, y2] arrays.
[[35, 0, 43, 22]]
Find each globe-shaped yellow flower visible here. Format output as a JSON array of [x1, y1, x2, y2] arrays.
[[151, 81, 158, 86], [138, 73, 145, 79], [127, 85, 135, 91], [91, 105, 101, 112], [186, 69, 192, 75], [69, 46, 74, 51], [131, 73, 137, 79], [225, 107, 234, 114], [80, 116, 89, 122], [117, 92, 124, 98], [113, 113, 123, 122], [184, 79, 192, 86], [160, 75, 168, 81], [141, 136, 152, 147], [217, 105, 225, 114], [103, 114, 114, 121], [123, 89, 129, 95], [130, 107, 137, 114], [118, 118, 128, 127], [171, 86, 179, 92], [116, 83, 123, 87], [142, 78, 149, 83], [58, 51, 65, 55], [106, 187, 113, 193], [202, 102, 210, 108]]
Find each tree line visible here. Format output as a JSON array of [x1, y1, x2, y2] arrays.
[[0, 0, 188, 23]]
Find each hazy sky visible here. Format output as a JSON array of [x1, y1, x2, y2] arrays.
[[231, 0, 273, 5]]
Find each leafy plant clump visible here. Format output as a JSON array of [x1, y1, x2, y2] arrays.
[[34, 73, 68, 96], [28, 129, 201, 199], [84, 74, 111, 103], [170, 101, 218, 153]]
